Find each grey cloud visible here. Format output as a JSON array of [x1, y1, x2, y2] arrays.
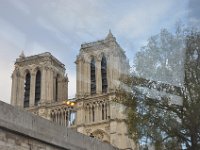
[[0, 0, 189, 103], [188, 0, 200, 27]]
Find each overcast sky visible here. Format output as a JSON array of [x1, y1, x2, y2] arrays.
[[1, 0, 198, 104]]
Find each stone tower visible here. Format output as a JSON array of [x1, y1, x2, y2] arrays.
[[10, 32, 135, 150], [11, 52, 68, 118], [75, 31, 135, 149]]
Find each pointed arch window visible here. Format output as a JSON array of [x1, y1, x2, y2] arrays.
[[105, 103, 108, 120], [102, 104, 105, 120], [35, 70, 41, 106], [92, 106, 95, 122], [24, 72, 31, 108], [91, 58, 96, 94], [101, 55, 108, 93]]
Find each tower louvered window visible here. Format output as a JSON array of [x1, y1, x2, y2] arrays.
[[91, 58, 96, 94], [101, 55, 108, 93], [24, 72, 31, 108], [35, 70, 41, 106]]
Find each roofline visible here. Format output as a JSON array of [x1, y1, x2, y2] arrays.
[[15, 52, 65, 68]]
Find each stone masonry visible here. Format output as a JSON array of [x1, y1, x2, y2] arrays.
[[0, 100, 118, 150], [10, 31, 136, 150]]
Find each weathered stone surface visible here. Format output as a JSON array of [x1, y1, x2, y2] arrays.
[[75, 32, 135, 150], [11, 52, 68, 108], [10, 32, 135, 150], [0, 101, 118, 150]]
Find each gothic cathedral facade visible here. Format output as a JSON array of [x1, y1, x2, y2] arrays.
[[11, 31, 135, 150]]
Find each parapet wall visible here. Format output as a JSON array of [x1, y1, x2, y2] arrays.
[[0, 101, 118, 150]]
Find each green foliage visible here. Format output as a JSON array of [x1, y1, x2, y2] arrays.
[[116, 28, 200, 150], [134, 26, 186, 86]]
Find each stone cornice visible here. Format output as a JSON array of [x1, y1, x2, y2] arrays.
[[0, 101, 118, 150], [75, 120, 110, 128], [80, 34, 118, 51], [76, 92, 115, 102], [15, 52, 65, 70], [27, 101, 77, 112]]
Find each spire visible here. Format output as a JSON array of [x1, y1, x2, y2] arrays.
[[105, 29, 115, 40], [19, 50, 25, 59]]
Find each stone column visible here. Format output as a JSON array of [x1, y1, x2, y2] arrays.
[[105, 103, 108, 120], [41, 67, 47, 103], [62, 76, 68, 101], [99, 104, 102, 121], [108, 102, 111, 119], [66, 77, 68, 99], [85, 107, 88, 124], [104, 103, 106, 120], [58, 77, 62, 101], [76, 61, 79, 97], [96, 60, 102, 94], [87, 61, 90, 95], [107, 55, 113, 92], [96, 104, 99, 122], [89, 106, 91, 123], [87, 107, 89, 123], [64, 110, 67, 126], [76, 61, 82, 97], [76, 102, 85, 125], [18, 75, 25, 108], [55, 111, 58, 123], [11, 72, 17, 106], [45, 68, 54, 102], [80, 61, 83, 97], [61, 78, 64, 101], [68, 110, 70, 126], [113, 55, 119, 91], [95, 104, 98, 122], [53, 73, 56, 101], [83, 61, 88, 95], [15, 75, 20, 107], [46, 68, 50, 101], [49, 69, 54, 102], [60, 110, 63, 126], [29, 72, 36, 107]]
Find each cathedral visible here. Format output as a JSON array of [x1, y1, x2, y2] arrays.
[[10, 31, 135, 150]]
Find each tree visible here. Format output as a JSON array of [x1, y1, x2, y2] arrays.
[[116, 29, 200, 150], [134, 27, 186, 86], [181, 32, 200, 149], [116, 75, 183, 150]]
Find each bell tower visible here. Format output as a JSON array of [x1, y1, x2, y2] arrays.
[[75, 30, 129, 98], [11, 52, 68, 112], [75, 31, 135, 149]]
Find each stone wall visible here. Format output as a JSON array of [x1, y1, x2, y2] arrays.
[[0, 101, 118, 150]]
